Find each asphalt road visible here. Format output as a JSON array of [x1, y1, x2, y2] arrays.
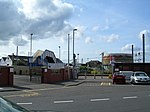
[[1, 81, 150, 112]]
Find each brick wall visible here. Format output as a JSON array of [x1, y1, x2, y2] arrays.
[[41, 68, 71, 83], [0, 66, 13, 86]]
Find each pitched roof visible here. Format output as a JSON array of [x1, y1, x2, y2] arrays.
[[2, 57, 7, 61], [33, 50, 44, 62], [8, 55, 31, 66], [8, 55, 31, 61]]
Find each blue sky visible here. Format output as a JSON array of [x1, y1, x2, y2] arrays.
[[65, 0, 150, 62], [0, 0, 150, 63]]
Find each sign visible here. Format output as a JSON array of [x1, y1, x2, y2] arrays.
[[29, 58, 33, 63], [10, 68, 14, 73], [44, 69, 47, 73], [115, 68, 119, 72]]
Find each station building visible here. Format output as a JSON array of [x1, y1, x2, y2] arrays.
[[102, 53, 133, 65], [102, 53, 133, 73]]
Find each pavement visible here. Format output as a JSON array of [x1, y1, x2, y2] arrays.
[[0, 75, 111, 92]]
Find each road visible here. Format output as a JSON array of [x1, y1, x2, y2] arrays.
[[1, 76, 150, 112]]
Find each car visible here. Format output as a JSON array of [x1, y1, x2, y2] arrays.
[[112, 72, 126, 84], [0, 97, 30, 112], [119, 71, 133, 83], [130, 71, 150, 84]]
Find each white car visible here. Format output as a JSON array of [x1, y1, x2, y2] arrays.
[[130, 71, 150, 84]]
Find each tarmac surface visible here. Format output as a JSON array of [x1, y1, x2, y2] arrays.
[[0, 75, 111, 92]]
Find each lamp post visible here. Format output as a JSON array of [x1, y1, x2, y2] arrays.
[[58, 46, 61, 59], [68, 34, 70, 79], [30, 33, 33, 56], [73, 28, 77, 79], [29, 33, 33, 81], [77, 53, 79, 63], [73, 29, 77, 66], [132, 44, 134, 63], [101, 52, 104, 77], [142, 34, 145, 63], [68, 34, 70, 66]]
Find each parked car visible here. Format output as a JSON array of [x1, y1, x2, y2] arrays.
[[130, 71, 150, 84], [119, 71, 133, 83], [112, 72, 126, 84], [0, 97, 30, 112]]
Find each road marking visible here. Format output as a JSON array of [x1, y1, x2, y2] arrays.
[[3, 91, 40, 98], [90, 98, 110, 102], [17, 102, 32, 105], [123, 96, 138, 99], [22, 86, 73, 93], [3, 86, 73, 98], [0, 88, 3, 90], [54, 100, 74, 104], [100, 82, 111, 86]]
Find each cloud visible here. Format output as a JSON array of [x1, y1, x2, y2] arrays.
[[12, 36, 28, 46], [92, 25, 100, 32], [92, 19, 110, 32], [139, 30, 150, 62], [102, 34, 120, 43], [121, 44, 140, 52], [0, 0, 24, 42], [139, 30, 150, 39], [0, 0, 74, 46], [59, 25, 86, 44], [73, 25, 86, 40], [21, 0, 74, 39], [139, 30, 150, 51], [85, 37, 93, 44], [139, 30, 150, 46]]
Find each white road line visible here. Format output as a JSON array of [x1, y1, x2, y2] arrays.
[[17, 102, 32, 105], [0, 88, 3, 90], [90, 98, 110, 102], [54, 100, 74, 104], [123, 96, 138, 99], [100, 82, 104, 85], [148, 95, 150, 97]]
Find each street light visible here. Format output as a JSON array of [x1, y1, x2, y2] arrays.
[[132, 44, 134, 63], [100, 52, 104, 77], [72, 28, 77, 79], [30, 33, 33, 56], [58, 46, 61, 59], [73, 28, 77, 67], [142, 34, 145, 63], [68, 34, 70, 66], [29, 33, 33, 81], [68, 34, 70, 79]]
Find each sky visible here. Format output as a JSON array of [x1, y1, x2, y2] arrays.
[[0, 0, 150, 63]]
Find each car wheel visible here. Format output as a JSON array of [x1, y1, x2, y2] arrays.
[[130, 79, 134, 84], [113, 81, 115, 84], [132, 79, 136, 84]]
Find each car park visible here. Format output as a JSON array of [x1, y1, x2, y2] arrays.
[[0, 97, 30, 112], [119, 71, 133, 83], [112, 72, 126, 84], [130, 71, 150, 84]]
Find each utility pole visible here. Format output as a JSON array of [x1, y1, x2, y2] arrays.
[[30, 33, 33, 56], [132, 44, 134, 63], [72, 29, 77, 79], [143, 34, 145, 63], [68, 34, 70, 79], [68, 34, 70, 66], [59, 46, 61, 59], [29, 33, 33, 81]]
